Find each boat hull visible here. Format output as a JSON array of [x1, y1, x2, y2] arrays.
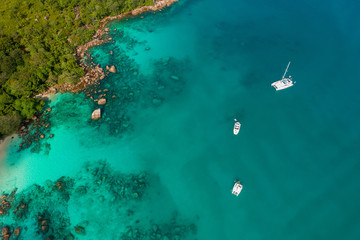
[[233, 122, 241, 135], [232, 181, 243, 196], [271, 78, 294, 91]]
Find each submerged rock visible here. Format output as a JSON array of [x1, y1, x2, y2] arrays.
[[126, 226, 133, 238], [0, 199, 11, 215], [75, 186, 87, 195], [13, 201, 29, 219], [77, 221, 89, 228], [41, 219, 49, 234], [162, 56, 170, 65], [152, 98, 162, 105], [109, 65, 116, 73], [152, 224, 159, 233], [14, 227, 21, 237], [1, 227, 10, 239], [170, 75, 179, 81], [74, 226, 86, 235], [98, 98, 106, 105], [54, 180, 65, 191], [131, 192, 139, 199]]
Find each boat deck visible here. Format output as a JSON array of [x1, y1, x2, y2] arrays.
[[271, 78, 294, 90], [232, 181, 243, 196]]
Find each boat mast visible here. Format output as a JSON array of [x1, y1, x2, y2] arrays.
[[282, 61, 291, 79]]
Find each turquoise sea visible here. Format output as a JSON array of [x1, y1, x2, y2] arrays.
[[1, 0, 360, 239]]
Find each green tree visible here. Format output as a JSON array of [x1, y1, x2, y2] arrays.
[[0, 92, 15, 115], [5, 78, 32, 97], [0, 112, 22, 137], [0, 0, 154, 138], [13, 97, 44, 119]]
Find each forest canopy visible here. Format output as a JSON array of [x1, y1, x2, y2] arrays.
[[0, 0, 153, 138]]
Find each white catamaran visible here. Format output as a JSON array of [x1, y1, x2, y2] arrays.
[[271, 61, 294, 91]]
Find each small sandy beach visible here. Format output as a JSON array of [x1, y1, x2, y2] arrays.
[[0, 134, 15, 165]]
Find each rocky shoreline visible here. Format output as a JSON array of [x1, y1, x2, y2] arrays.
[[14, 0, 181, 149], [35, 0, 180, 100], [76, 0, 180, 59]]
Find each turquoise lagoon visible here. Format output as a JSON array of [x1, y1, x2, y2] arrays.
[[1, 0, 360, 239]]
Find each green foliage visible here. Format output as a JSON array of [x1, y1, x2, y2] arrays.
[[0, 0, 153, 138], [0, 112, 22, 137], [0, 92, 15, 115], [13, 97, 45, 119]]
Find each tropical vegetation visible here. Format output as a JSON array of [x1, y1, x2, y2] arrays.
[[0, 0, 153, 138]]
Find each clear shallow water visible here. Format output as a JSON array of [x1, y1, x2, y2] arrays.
[[1, 0, 360, 239]]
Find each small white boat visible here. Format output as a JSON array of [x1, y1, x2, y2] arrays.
[[232, 181, 243, 196], [271, 61, 294, 91], [233, 119, 241, 135]]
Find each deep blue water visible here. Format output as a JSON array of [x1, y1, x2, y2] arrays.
[[1, 0, 360, 239]]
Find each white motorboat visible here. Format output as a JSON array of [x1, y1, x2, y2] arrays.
[[233, 119, 241, 135], [232, 181, 243, 196], [271, 61, 294, 90]]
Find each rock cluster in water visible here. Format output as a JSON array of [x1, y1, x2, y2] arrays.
[[16, 0, 187, 152], [18, 50, 189, 153], [119, 222, 197, 240], [76, 0, 180, 59], [18, 107, 54, 153], [0, 161, 197, 239], [43, 0, 181, 101], [83, 32, 189, 136]]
